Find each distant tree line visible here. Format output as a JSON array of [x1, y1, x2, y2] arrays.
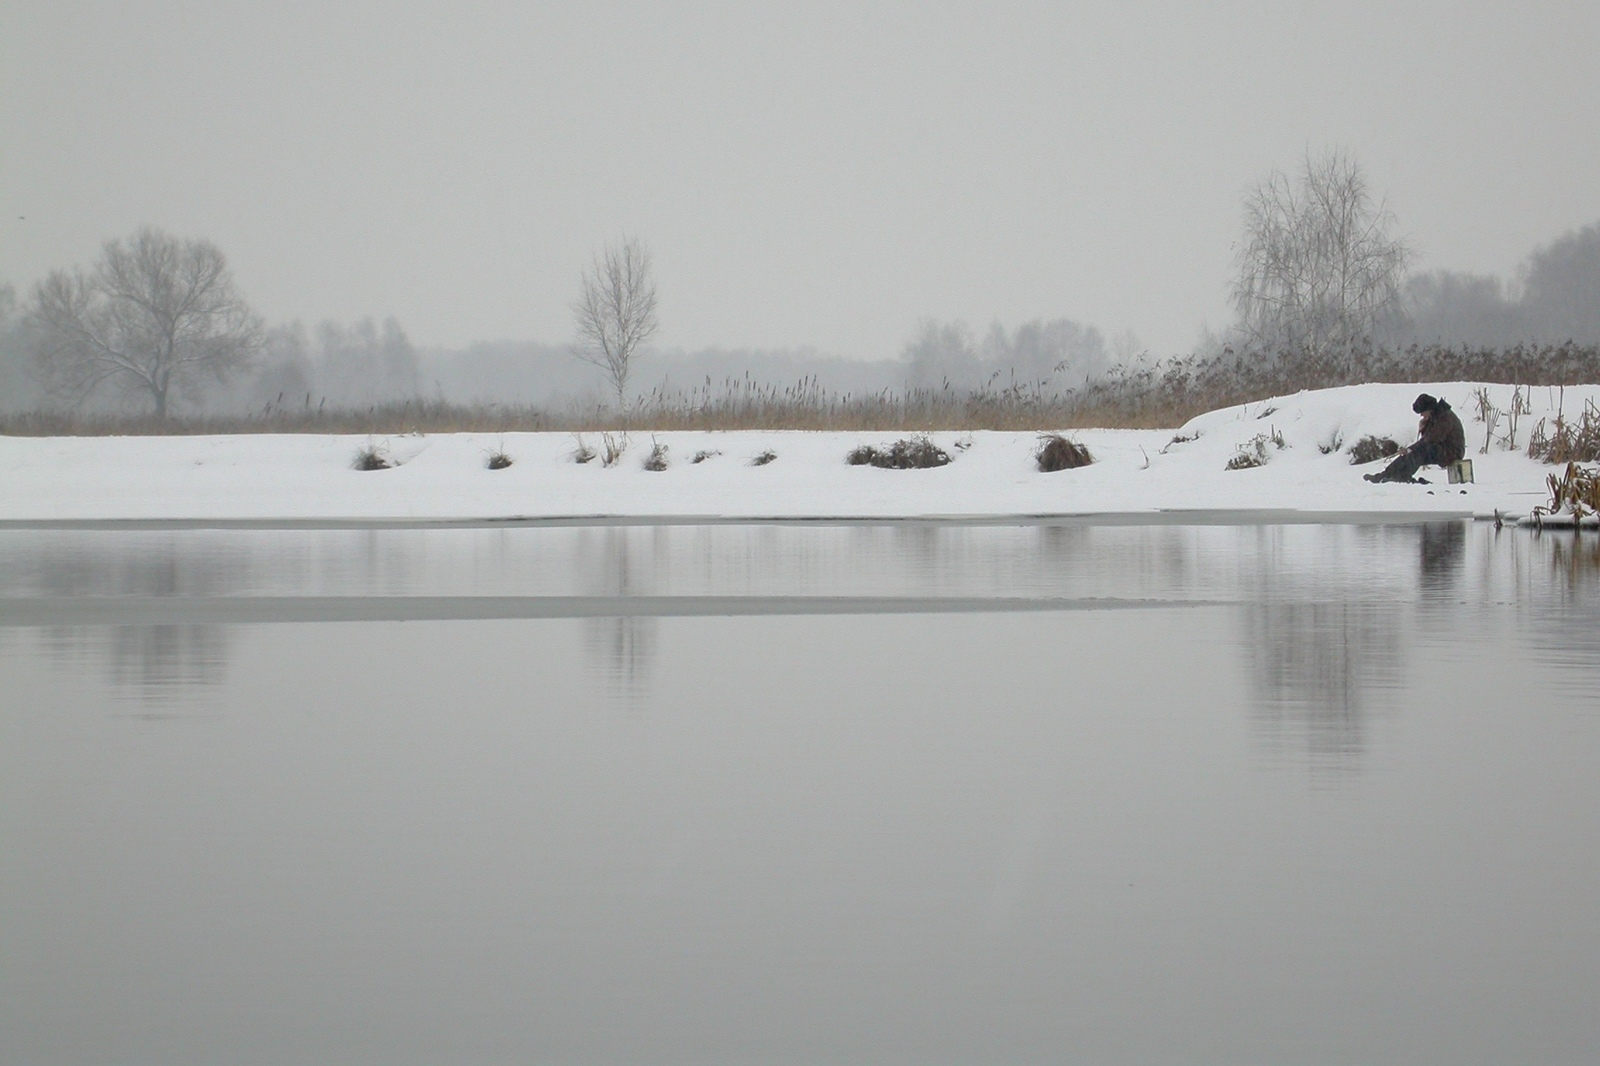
[[1227, 149, 1600, 360], [900, 317, 1116, 393], [4, 183, 1600, 420], [1400, 221, 1600, 348]]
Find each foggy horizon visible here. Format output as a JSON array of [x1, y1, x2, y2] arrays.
[[4, 2, 1599, 360]]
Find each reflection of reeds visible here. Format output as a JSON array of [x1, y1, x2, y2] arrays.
[[1547, 531, 1600, 589]]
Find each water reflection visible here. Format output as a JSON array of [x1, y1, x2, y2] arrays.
[[1529, 529, 1600, 689], [1244, 601, 1402, 772], [1419, 521, 1467, 594], [13, 533, 247, 699], [576, 526, 658, 695], [2, 520, 1596, 746], [37, 624, 231, 694]]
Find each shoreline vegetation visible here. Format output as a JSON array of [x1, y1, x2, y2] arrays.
[[3, 342, 1598, 438]]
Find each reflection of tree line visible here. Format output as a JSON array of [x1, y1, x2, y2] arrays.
[[1235, 518, 1472, 768], [576, 527, 658, 697], [1243, 601, 1404, 771], [21, 535, 250, 698], [1243, 523, 1463, 774], [16, 521, 1599, 739]]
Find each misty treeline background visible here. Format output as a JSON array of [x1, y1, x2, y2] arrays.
[[3, 167, 1599, 431]]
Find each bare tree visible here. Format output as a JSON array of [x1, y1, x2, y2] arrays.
[[1232, 150, 1410, 359], [29, 227, 263, 417], [572, 237, 658, 406]]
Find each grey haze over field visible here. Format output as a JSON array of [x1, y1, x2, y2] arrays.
[[2, 1, 1598, 359]]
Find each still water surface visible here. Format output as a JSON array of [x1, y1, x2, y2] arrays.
[[2, 520, 1598, 1064]]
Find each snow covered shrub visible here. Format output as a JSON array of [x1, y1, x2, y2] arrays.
[[643, 439, 669, 471], [1035, 434, 1093, 471], [1347, 435, 1399, 465], [692, 449, 721, 464], [485, 438, 513, 469], [1319, 430, 1345, 455], [846, 436, 951, 469], [1227, 428, 1284, 470], [1226, 447, 1266, 470], [353, 442, 392, 470], [750, 449, 777, 466], [571, 436, 597, 464]]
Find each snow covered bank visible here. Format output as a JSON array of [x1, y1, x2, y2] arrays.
[[1, 383, 1592, 523]]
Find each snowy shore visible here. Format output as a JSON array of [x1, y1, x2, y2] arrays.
[[1, 382, 1591, 524]]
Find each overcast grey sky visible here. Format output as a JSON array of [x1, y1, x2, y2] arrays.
[[2, 1, 1597, 357]]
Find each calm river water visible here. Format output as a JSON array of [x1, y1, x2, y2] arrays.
[[2, 519, 1598, 1065]]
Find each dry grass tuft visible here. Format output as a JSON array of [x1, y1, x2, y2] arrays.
[[749, 449, 777, 466], [1035, 434, 1093, 471], [486, 451, 513, 470], [1528, 398, 1600, 464], [1348, 435, 1399, 465], [1534, 462, 1600, 522], [1161, 431, 1199, 454], [353, 443, 392, 470], [642, 439, 669, 471], [691, 449, 721, 464], [847, 435, 952, 469], [1227, 427, 1285, 471], [1225, 450, 1265, 471]]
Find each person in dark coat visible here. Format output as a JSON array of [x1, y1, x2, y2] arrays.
[[1365, 394, 1467, 483]]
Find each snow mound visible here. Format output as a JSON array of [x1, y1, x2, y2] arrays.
[[1, 382, 1593, 523]]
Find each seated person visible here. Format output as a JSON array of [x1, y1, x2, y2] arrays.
[[1365, 393, 1466, 483]]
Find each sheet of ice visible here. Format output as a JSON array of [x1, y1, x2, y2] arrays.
[[0, 382, 1590, 522]]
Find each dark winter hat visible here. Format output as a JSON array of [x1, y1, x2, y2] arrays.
[[1413, 393, 1437, 414]]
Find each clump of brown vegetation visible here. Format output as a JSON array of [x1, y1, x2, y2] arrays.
[[750, 449, 777, 466], [1347, 435, 1400, 465], [1034, 433, 1093, 471], [352, 443, 392, 470], [847, 436, 951, 469], [1533, 462, 1600, 524], [1528, 397, 1600, 464]]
